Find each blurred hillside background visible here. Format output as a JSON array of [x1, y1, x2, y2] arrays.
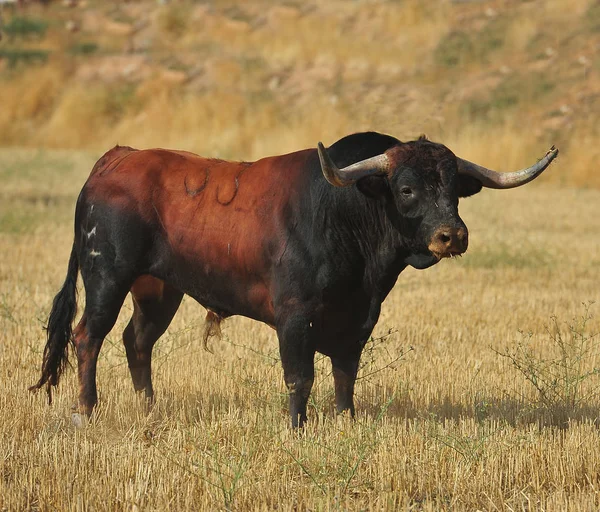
[[0, 0, 598, 186]]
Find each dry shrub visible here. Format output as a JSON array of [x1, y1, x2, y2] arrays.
[[496, 303, 599, 428]]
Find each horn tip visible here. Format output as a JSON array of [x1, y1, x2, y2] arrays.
[[317, 142, 329, 164]]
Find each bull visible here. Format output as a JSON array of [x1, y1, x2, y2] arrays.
[[30, 132, 558, 427]]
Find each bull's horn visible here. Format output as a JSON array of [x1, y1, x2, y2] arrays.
[[456, 146, 559, 189], [317, 142, 391, 187]]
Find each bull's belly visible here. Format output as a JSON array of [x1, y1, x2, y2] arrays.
[[152, 260, 275, 326], [150, 247, 380, 355]]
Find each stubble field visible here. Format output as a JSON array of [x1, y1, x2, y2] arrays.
[[0, 147, 598, 510], [1, 0, 600, 508]]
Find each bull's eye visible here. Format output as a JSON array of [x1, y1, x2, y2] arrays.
[[400, 186, 413, 197]]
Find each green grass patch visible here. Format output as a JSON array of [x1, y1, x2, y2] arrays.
[[0, 192, 76, 234], [68, 42, 99, 56], [0, 150, 75, 183], [435, 31, 473, 68], [435, 16, 510, 69], [100, 83, 141, 122], [587, 2, 600, 33], [0, 48, 50, 68], [460, 72, 556, 122], [2, 16, 48, 40], [0, 150, 97, 233]]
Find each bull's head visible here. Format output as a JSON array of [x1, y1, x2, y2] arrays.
[[317, 137, 558, 269]]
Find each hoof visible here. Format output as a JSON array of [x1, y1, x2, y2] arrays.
[[135, 390, 155, 414], [71, 412, 88, 429]]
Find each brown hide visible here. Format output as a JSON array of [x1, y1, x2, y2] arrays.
[[83, 146, 315, 325]]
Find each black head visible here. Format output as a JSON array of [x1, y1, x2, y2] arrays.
[[318, 132, 557, 270], [355, 137, 474, 268]]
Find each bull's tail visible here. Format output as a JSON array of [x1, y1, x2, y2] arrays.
[[29, 243, 79, 403]]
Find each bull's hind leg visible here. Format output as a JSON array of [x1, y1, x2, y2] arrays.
[[75, 276, 132, 416], [123, 276, 183, 402]]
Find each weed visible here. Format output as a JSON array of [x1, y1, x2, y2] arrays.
[[279, 395, 396, 498], [495, 303, 599, 427], [425, 415, 503, 465], [358, 329, 412, 383], [304, 329, 411, 417], [151, 432, 259, 511], [472, 390, 493, 424]]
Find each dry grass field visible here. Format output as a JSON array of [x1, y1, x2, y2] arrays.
[[1, 0, 600, 510], [0, 148, 598, 510]]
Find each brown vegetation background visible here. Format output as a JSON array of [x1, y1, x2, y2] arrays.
[[1, 1, 600, 510], [1, 0, 599, 185]]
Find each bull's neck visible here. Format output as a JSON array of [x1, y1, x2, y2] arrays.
[[321, 187, 407, 296]]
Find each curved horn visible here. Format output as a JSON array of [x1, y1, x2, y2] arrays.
[[317, 142, 391, 187], [457, 146, 559, 189]]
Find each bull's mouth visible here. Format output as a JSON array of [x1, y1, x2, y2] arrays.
[[407, 247, 466, 269], [430, 250, 464, 261]]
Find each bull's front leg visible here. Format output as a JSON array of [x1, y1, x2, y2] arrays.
[[277, 313, 316, 428], [331, 353, 361, 417]]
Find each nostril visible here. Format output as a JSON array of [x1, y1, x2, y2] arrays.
[[439, 233, 451, 244]]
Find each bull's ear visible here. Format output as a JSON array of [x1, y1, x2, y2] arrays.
[[356, 175, 390, 199], [457, 175, 483, 197]]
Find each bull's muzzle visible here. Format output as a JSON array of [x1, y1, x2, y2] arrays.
[[428, 225, 468, 259]]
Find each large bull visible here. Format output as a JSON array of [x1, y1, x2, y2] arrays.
[[30, 132, 557, 427]]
